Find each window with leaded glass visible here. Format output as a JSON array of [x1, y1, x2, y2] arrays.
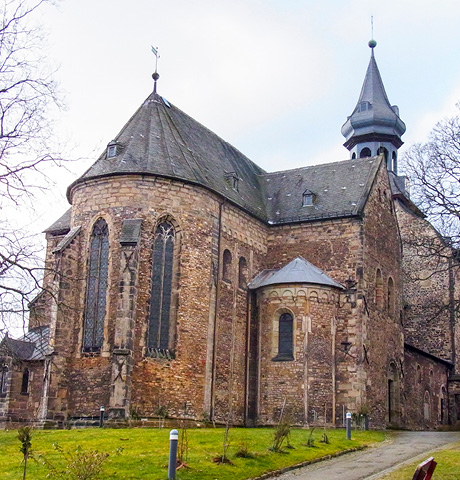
[[273, 312, 294, 361], [83, 218, 109, 352], [147, 221, 176, 357]]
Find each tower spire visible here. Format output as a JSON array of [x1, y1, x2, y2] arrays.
[[341, 40, 406, 173]]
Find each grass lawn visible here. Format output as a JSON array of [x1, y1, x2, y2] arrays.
[[0, 426, 386, 480], [378, 441, 460, 480]]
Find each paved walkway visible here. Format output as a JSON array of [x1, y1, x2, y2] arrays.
[[271, 431, 460, 480]]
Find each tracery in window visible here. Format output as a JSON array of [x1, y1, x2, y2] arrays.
[[148, 221, 176, 354], [83, 218, 109, 352]]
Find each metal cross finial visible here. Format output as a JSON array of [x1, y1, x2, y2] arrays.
[[151, 46, 160, 93]]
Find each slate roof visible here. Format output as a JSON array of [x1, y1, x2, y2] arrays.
[[67, 93, 268, 220], [249, 256, 344, 290], [44, 208, 71, 234], [341, 46, 406, 148], [261, 156, 382, 224], [0, 326, 50, 361]]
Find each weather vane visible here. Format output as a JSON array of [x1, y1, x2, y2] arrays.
[[371, 16, 374, 40], [151, 46, 160, 93]]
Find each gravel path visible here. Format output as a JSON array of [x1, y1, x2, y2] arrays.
[[269, 431, 460, 480]]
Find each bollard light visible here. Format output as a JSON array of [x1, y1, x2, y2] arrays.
[[168, 429, 179, 480], [99, 406, 105, 428], [346, 412, 352, 440]]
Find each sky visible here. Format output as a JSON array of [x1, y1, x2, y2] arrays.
[[28, 0, 460, 229]]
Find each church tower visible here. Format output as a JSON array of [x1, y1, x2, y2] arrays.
[[341, 40, 406, 173]]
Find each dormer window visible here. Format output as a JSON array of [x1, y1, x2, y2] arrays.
[[302, 189, 315, 207], [224, 172, 239, 191], [107, 140, 120, 159]]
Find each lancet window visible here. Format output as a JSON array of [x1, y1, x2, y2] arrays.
[[147, 221, 177, 356], [83, 218, 109, 352]]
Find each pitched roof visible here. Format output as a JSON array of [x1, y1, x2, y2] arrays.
[[44, 208, 71, 234], [0, 326, 50, 360], [57, 88, 384, 228], [261, 156, 382, 224], [249, 256, 344, 290], [67, 93, 268, 220], [341, 47, 406, 148]]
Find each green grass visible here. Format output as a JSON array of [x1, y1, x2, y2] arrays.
[[0, 427, 386, 480], [379, 441, 460, 480]]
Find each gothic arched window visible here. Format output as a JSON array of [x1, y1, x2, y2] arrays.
[[148, 221, 176, 354], [83, 218, 109, 352]]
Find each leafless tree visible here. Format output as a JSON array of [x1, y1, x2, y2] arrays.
[[0, 0, 61, 335], [402, 108, 460, 244]]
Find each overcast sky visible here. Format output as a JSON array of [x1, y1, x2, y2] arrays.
[[32, 0, 460, 227]]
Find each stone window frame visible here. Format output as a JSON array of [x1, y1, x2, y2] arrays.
[[272, 308, 295, 362], [222, 249, 232, 283], [146, 216, 180, 359], [82, 218, 110, 353]]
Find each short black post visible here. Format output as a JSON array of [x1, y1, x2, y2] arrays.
[[168, 429, 179, 480], [99, 406, 105, 428], [346, 412, 352, 440]]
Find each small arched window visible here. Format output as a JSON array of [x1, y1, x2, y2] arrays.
[[360, 147, 372, 158], [351, 152, 356, 159], [0, 365, 8, 396], [21, 368, 30, 394], [238, 257, 248, 289], [148, 221, 177, 353], [274, 312, 294, 361], [375, 269, 383, 309], [223, 249, 232, 282], [83, 218, 109, 352], [391, 151, 397, 172], [387, 277, 395, 317], [417, 365, 422, 384], [378, 146, 389, 163], [424, 391, 431, 421]]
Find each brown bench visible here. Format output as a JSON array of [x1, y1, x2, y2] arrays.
[[412, 457, 437, 480]]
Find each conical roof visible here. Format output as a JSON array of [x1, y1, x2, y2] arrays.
[[248, 256, 344, 290], [67, 92, 267, 220], [341, 44, 406, 149]]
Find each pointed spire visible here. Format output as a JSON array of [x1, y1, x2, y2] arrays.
[[341, 40, 406, 172]]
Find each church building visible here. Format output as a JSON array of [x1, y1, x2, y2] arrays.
[[1, 41, 459, 429]]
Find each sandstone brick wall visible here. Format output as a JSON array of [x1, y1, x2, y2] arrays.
[[403, 348, 450, 430], [395, 200, 455, 364], [256, 285, 339, 426]]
